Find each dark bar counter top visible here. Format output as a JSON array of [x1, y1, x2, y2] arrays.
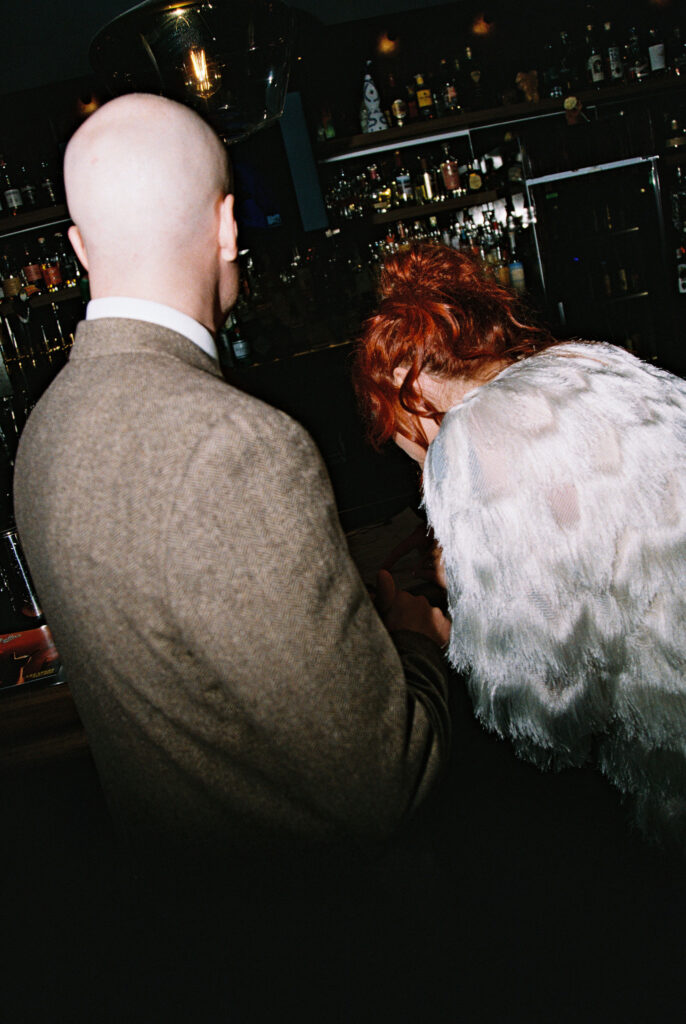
[[0, 676, 87, 769]]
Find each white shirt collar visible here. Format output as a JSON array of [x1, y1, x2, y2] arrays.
[[86, 297, 218, 362]]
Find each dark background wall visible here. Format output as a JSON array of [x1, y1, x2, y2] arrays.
[[1, 0, 678, 97]]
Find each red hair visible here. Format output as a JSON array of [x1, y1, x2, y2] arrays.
[[352, 242, 556, 450]]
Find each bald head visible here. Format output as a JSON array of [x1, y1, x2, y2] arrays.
[[65, 94, 239, 328]]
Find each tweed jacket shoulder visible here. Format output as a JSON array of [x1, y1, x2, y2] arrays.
[[423, 340, 686, 841], [14, 318, 450, 852]]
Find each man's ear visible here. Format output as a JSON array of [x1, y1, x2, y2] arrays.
[[68, 225, 89, 271], [218, 193, 238, 263]]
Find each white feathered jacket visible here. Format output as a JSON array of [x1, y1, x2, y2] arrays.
[[423, 341, 686, 842]]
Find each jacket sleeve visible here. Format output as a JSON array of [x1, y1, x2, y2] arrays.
[[164, 403, 452, 840]]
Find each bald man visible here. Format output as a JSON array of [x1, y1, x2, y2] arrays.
[[13, 94, 452, 860]]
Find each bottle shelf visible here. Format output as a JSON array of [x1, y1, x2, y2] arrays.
[[0, 286, 81, 315], [602, 289, 650, 305], [553, 225, 641, 247], [0, 205, 69, 236], [315, 76, 686, 165], [370, 188, 505, 226], [29, 285, 81, 308]]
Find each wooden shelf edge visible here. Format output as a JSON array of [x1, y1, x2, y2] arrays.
[[0, 204, 69, 235]]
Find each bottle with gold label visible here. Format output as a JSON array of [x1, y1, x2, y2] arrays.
[[37, 236, 63, 293], [413, 73, 435, 119], [385, 73, 407, 127], [467, 161, 483, 193], [0, 248, 23, 299], [416, 155, 439, 204]]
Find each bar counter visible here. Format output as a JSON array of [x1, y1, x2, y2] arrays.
[[0, 677, 87, 769]]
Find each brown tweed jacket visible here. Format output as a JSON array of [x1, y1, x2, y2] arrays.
[[13, 319, 450, 853]]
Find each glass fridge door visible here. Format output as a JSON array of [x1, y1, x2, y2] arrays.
[[527, 156, 670, 367]]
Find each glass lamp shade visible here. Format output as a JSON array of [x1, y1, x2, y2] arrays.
[[89, 0, 295, 143]]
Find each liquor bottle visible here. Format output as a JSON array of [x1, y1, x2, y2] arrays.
[[39, 161, 60, 205], [647, 26, 667, 75], [667, 25, 686, 77], [507, 220, 526, 293], [227, 311, 251, 363], [672, 167, 686, 232], [502, 131, 524, 186], [413, 73, 436, 119], [439, 142, 461, 196], [370, 164, 392, 214], [19, 239, 44, 295], [627, 27, 650, 84], [417, 155, 439, 204], [600, 257, 612, 298], [54, 232, 80, 288], [558, 30, 580, 93], [404, 81, 419, 122], [0, 156, 23, 216], [494, 245, 511, 288], [614, 253, 629, 295], [677, 243, 686, 295], [666, 117, 686, 151], [385, 73, 407, 127], [462, 46, 487, 110], [585, 24, 605, 87], [18, 165, 39, 210], [361, 61, 389, 133], [0, 248, 23, 299], [466, 160, 483, 194], [37, 236, 63, 292], [0, 528, 61, 688], [392, 150, 414, 206], [542, 41, 563, 99], [603, 22, 624, 83], [437, 57, 460, 114]]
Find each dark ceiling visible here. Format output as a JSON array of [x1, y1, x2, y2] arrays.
[[0, 0, 448, 97]]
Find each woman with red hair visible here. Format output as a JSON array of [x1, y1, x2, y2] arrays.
[[353, 241, 686, 846]]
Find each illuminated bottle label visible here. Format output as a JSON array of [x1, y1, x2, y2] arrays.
[[42, 264, 63, 291], [648, 42, 666, 71], [3, 188, 22, 211]]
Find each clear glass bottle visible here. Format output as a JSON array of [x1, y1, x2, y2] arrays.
[[1, 155, 23, 216], [627, 27, 650, 84], [603, 22, 624, 82], [392, 150, 414, 206], [585, 24, 605, 87]]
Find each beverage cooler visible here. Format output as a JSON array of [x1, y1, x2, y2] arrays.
[[528, 158, 668, 364], [517, 99, 678, 372]]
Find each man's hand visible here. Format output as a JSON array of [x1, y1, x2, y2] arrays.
[[382, 525, 447, 590], [376, 569, 451, 650]]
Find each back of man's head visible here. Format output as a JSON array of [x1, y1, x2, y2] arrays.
[[64, 93, 236, 317]]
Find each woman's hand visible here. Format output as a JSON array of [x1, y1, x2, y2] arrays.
[[375, 569, 450, 649], [382, 524, 447, 590]]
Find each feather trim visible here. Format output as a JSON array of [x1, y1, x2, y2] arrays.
[[423, 342, 686, 843]]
